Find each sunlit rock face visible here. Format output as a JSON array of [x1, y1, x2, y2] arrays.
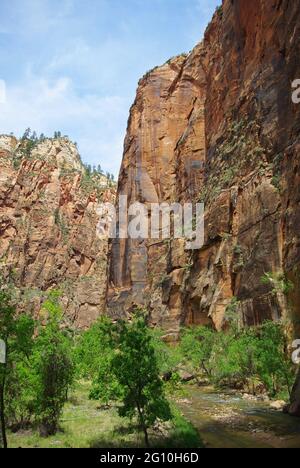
[[0, 135, 115, 329], [107, 0, 300, 341]]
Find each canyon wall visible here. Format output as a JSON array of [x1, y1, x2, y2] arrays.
[[107, 0, 300, 343], [0, 135, 115, 328]]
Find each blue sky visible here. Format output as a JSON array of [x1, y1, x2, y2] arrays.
[[0, 0, 220, 175]]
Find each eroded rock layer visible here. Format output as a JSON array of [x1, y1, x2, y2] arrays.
[[0, 135, 115, 328], [108, 0, 300, 343]]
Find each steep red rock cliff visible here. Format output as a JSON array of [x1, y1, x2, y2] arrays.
[[107, 0, 300, 345], [0, 135, 115, 328]]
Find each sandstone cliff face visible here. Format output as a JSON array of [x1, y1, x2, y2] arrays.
[[0, 135, 115, 328], [108, 0, 300, 342], [107, 50, 207, 337]]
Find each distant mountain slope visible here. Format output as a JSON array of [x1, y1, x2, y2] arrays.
[[0, 134, 115, 328]]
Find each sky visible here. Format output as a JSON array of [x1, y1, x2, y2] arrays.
[[0, 0, 221, 176]]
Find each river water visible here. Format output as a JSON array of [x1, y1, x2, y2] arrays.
[[177, 387, 300, 448]]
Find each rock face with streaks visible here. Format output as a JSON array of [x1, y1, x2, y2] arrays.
[[0, 134, 115, 328], [107, 0, 300, 345]]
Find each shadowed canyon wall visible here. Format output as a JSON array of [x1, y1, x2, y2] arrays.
[[0, 135, 115, 328], [107, 0, 300, 343]]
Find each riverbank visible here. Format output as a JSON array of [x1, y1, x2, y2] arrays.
[[177, 386, 300, 448], [7, 381, 203, 449], [8, 381, 300, 449]]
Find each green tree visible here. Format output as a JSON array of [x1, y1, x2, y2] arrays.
[[211, 329, 259, 392], [3, 314, 36, 431], [76, 317, 121, 405], [111, 317, 172, 447], [0, 280, 34, 448], [85, 164, 92, 177], [255, 321, 294, 397], [180, 326, 216, 378], [150, 328, 181, 376], [33, 291, 74, 436], [21, 128, 31, 140]]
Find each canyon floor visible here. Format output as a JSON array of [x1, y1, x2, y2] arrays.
[[7, 382, 300, 449], [7, 381, 202, 449]]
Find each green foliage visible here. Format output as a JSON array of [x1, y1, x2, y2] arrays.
[[3, 314, 36, 430], [224, 297, 242, 331], [111, 318, 172, 447], [80, 170, 106, 197], [180, 326, 216, 378], [149, 328, 181, 376], [85, 315, 172, 447], [216, 5, 223, 17], [53, 209, 70, 243], [157, 406, 202, 448], [75, 317, 121, 405], [75, 316, 113, 379], [82, 164, 114, 186], [271, 153, 284, 191], [0, 279, 35, 447], [261, 272, 294, 296], [33, 291, 75, 436], [254, 322, 294, 397], [179, 320, 296, 399], [209, 329, 259, 390], [7, 381, 203, 449], [201, 119, 266, 205]]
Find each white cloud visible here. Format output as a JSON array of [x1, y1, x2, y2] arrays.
[[0, 75, 128, 175], [0, 0, 221, 178]]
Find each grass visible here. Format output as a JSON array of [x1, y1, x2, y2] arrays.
[[7, 381, 203, 449]]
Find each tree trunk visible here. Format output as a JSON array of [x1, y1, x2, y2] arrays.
[[136, 403, 150, 448], [0, 362, 8, 449], [142, 425, 150, 448], [288, 369, 300, 417], [201, 361, 211, 378]]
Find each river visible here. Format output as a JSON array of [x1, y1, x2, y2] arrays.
[[177, 386, 300, 448]]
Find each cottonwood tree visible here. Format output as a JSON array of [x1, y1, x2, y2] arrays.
[[111, 315, 172, 447]]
